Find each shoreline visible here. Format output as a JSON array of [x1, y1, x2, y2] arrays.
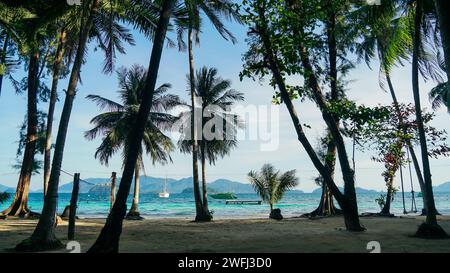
[[1, 215, 450, 253]]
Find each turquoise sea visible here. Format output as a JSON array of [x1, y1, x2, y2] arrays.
[[1, 192, 450, 218]]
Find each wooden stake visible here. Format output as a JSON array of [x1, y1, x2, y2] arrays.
[[68, 173, 80, 240], [110, 172, 117, 210]]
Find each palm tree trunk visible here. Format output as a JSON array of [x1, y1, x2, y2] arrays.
[[412, 1, 446, 238], [15, 0, 101, 251], [434, 0, 450, 103], [200, 141, 211, 217], [1, 51, 39, 217], [188, 26, 207, 222], [43, 29, 66, 197], [87, 0, 176, 253], [126, 165, 142, 219], [0, 34, 9, 97]]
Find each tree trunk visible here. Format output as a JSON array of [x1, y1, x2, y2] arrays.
[[255, 4, 363, 231], [412, 1, 446, 238], [126, 165, 143, 220], [308, 5, 341, 218], [188, 26, 209, 222], [0, 34, 9, 97], [434, 0, 450, 107], [43, 29, 66, 197], [200, 141, 211, 219], [2, 51, 39, 217], [380, 178, 393, 216], [15, 0, 101, 252], [307, 135, 341, 217], [86, 0, 175, 253], [297, 43, 363, 231]]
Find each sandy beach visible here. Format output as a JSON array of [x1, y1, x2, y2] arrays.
[[1, 215, 450, 253]]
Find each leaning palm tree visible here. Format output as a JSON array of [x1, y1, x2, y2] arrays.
[[85, 65, 181, 220], [248, 164, 298, 219], [178, 67, 244, 219], [88, 0, 177, 253], [176, 0, 240, 222], [18, 0, 160, 251]]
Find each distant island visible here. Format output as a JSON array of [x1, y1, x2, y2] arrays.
[[1, 178, 450, 195]]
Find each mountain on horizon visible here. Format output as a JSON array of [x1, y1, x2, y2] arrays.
[[2, 179, 449, 194]]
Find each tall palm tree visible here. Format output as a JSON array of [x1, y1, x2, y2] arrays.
[[0, 1, 56, 217], [85, 65, 180, 220], [88, 0, 177, 253], [178, 67, 243, 216], [248, 164, 298, 218], [353, 0, 445, 215], [410, 0, 446, 238], [177, 0, 239, 222]]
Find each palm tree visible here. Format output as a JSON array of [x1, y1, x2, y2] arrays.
[[87, 0, 177, 253], [410, 0, 447, 238], [0, 1, 56, 217], [178, 67, 244, 217], [176, 0, 239, 222], [85, 65, 180, 220], [248, 164, 298, 219]]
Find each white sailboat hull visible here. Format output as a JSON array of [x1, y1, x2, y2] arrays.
[[159, 192, 170, 198]]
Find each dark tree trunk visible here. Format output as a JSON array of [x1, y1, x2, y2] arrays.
[[255, 3, 363, 231], [307, 136, 341, 217], [43, 29, 66, 197], [434, 0, 450, 103], [412, 1, 447, 238], [15, 0, 101, 252], [86, 0, 176, 253], [1, 51, 39, 217], [297, 44, 363, 231]]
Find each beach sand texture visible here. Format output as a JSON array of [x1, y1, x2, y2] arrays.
[[1, 216, 450, 253]]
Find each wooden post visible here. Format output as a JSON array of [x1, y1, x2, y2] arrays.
[[110, 172, 117, 210], [68, 173, 80, 240]]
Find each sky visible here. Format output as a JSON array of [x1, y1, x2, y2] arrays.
[[0, 17, 449, 193]]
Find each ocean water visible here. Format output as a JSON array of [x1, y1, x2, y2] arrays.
[[1, 192, 449, 219]]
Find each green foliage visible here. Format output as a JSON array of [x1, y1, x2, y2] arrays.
[[375, 194, 386, 210], [248, 163, 299, 209], [14, 110, 47, 175], [429, 81, 449, 113], [0, 192, 10, 204], [178, 66, 244, 165], [85, 64, 182, 168]]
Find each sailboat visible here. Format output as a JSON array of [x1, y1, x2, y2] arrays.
[[159, 176, 170, 198]]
